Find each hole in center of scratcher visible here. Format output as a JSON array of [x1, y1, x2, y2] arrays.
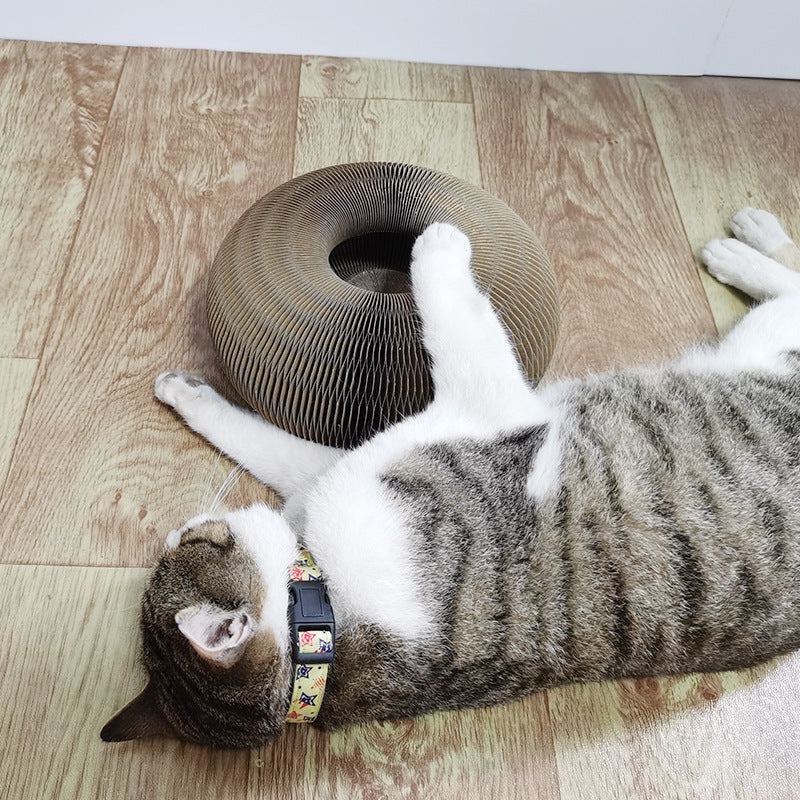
[[329, 231, 416, 294]]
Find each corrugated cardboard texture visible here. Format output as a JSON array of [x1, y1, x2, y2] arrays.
[[207, 162, 559, 447]]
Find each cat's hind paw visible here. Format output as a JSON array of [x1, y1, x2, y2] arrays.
[[155, 370, 210, 409], [729, 207, 792, 256], [700, 237, 800, 300], [701, 238, 760, 287]]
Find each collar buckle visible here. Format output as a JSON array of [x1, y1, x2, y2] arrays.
[[287, 580, 335, 665]]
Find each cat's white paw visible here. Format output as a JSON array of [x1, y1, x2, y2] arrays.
[[411, 223, 472, 266], [730, 207, 792, 256], [701, 238, 760, 286], [155, 370, 210, 409], [702, 236, 800, 301], [410, 224, 473, 298]]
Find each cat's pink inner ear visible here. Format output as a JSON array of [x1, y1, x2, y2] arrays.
[[175, 603, 254, 664]]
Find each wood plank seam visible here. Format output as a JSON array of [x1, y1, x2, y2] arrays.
[[29, 46, 131, 364], [0, 45, 130, 521], [633, 74, 718, 335], [0, 357, 38, 502]]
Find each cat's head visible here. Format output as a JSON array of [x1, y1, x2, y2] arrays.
[[101, 503, 298, 749]]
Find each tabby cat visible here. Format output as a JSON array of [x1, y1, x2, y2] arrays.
[[102, 209, 800, 749]]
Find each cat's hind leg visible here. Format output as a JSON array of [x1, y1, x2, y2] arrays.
[[690, 215, 800, 373], [409, 223, 542, 424], [155, 370, 343, 498]]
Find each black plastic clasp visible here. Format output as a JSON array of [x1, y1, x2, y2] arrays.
[[287, 580, 336, 665]]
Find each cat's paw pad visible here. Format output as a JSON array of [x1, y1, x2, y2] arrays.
[[411, 223, 472, 265], [730, 207, 791, 256], [700, 237, 760, 285], [155, 370, 209, 408]]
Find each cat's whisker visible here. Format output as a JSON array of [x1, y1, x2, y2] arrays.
[[208, 464, 244, 514], [199, 450, 224, 515]]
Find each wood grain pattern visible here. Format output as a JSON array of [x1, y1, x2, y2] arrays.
[[0, 47, 298, 566], [639, 75, 800, 334], [0, 40, 125, 358], [300, 55, 471, 101], [0, 358, 37, 487], [294, 98, 482, 185], [296, 698, 557, 800], [470, 68, 717, 379]]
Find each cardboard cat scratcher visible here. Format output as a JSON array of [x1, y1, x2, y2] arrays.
[[207, 162, 560, 448]]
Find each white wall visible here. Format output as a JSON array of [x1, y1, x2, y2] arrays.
[[705, 0, 800, 79], [2, 0, 798, 79]]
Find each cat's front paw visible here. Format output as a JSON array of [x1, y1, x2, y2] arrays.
[[410, 224, 474, 299], [155, 370, 210, 409], [411, 222, 471, 265], [730, 207, 792, 256]]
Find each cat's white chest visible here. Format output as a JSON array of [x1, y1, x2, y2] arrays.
[[299, 445, 434, 641]]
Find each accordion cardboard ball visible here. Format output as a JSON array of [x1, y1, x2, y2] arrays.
[[206, 162, 560, 449]]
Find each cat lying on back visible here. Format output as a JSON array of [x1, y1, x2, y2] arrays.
[[103, 209, 800, 749]]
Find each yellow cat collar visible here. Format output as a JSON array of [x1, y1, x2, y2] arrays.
[[286, 550, 334, 723]]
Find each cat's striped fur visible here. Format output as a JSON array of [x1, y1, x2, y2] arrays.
[[103, 209, 800, 749], [320, 365, 800, 728]]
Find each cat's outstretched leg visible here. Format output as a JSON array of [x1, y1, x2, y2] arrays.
[[409, 223, 539, 424], [691, 210, 800, 373], [155, 370, 343, 497]]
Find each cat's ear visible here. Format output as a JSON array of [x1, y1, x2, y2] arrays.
[[180, 520, 232, 547], [101, 681, 177, 742], [175, 603, 255, 666], [165, 519, 232, 551]]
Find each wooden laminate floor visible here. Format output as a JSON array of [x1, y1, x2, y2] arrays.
[[2, 39, 800, 800]]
